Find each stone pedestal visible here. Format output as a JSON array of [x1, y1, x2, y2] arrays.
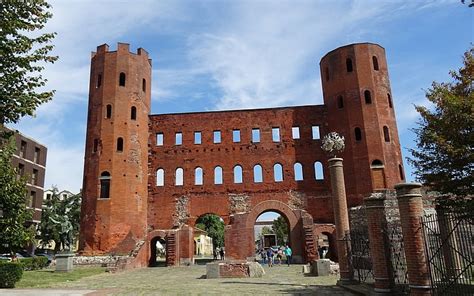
[[206, 261, 264, 279], [56, 253, 74, 272], [316, 259, 331, 276]]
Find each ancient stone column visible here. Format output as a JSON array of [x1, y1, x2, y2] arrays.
[[395, 183, 431, 296], [365, 193, 392, 294], [328, 157, 353, 283]]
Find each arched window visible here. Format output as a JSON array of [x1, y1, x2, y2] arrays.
[[387, 93, 393, 108], [294, 162, 303, 181], [142, 78, 146, 92], [314, 162, 324, 180], [399, 164, 405, 180], [364, 90, 372, 104], [195, 167, 203, 185], [355, 127, 362, 141], [117, 137, 123, 152], [119, 72, 126, 86], [371, 159, 384, 168], [106, 104, 112, 119], [131, 106, 137, 120], [214, 166, 223, 185], [337, 96, 344, 109], [93, 139, 99, 153], [346, 58, 353, 72], [97, 74, 102, 88], [99, 171, 111, 199], [383, 126, 390, 142], [273, 163, 283, 182], [253, 164, 263, 183], [156, 168, 164, 186], [175, 168, 183, 186], [234, 165, 243, 184], [325, 67, 329, 81], [372, 56, 379, 71]]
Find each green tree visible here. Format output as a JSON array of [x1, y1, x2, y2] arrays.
[[0, 0, 58, 126], [39, 188, 81, 252], [260, 226, 273, 235], [195, 214, 225, 248], [0, 139, 33, 255], [408, 47, 473, 200], [272, 216, 289, 246]]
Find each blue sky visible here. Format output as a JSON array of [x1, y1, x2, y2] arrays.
[[10, 0, 473, 193]]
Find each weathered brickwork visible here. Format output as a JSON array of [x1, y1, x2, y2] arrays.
[[80, 42, 404, 267]]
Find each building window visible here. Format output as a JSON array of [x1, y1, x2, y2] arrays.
[[99, 171, 111, 199], [156, 168, 164, 186], [194, 132, 201, 145], [156, 133, 164, 146], [314, 161, 324, 180], [364, 90, 372, 104], [355, 127, 362, 141], [175, 132, 182, 145], [32, 169, 38, 185], [214, 166, 223, 184], [119, 72, 126, 86], [117, 137, 124, 152], [373, 56, 379, 71], [294, 162, 303, 181], [93, 139, 99, 153], [273, 163, 283, 182], [292, 127, 300, 139], [312, 126, 320, 140], [46, 193, 52, 200], [383, 126, 390, 142], [175, 168, 184, 186], [29, 191, 36, 208], [106, 104, 112, 119], [142, 78, 146, 92], [34, 147, 40, 163], [337, 96, 344, 109], [233, 130, 240, 143], [325, 67, 329, 81], [18, 163, 25, 177], [346, 58, 353, 72], [252, 128, 260, 143], [399, 164, 405, 180], [388, 93, 393, 108], [371, 159, 384, 168], [213, 131, 221, 144], [272, 127, 280, 142], [233, 165, 243, 184], [97, 74, 102, 88], [20, 140, 27, 158], [131, 106, 137, 120], [195, 167, 203, 185], [253, 164, 263, 183]]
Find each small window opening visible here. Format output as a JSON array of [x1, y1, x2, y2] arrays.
[[314, 161, 324, 180], [355, 127, 362, 141], [371, 159, 384, 168], [142, 78, 146, 92], [274, 163, 283, 182], [312, 126, 320, 140], [292, 127, 300, 139], [214, 166, 223, 184], [131, 106, 137, 120], [252, 129, 260, 143], [34, 147, 40, 163], [97, 74, 102, 88], [156, 133, 164, 146], [213, 131, 221, 143], [93, 139, 99, 153], [156, 169, 164, 186], [100, 171, 111, 199], [106, 104, 112, 119], [119, 72, 126, 86], [195, 167, 203, 185], [175, 132, 182, 145], [117, 137, 124, 152], [233, 130, 241, 143], [364, 90, 372, 104], [337, 96, 344, 109], [346, 58, 353, 72], [399, 164, 405, 180], [20, 140, 27, 158], [194, 132, 201, 144], [272, 127, 280, 142], [253, 165, 263, 183], [383, 126, 390, 142], [388, 93, 393, 108], [294, 162, 303, 181], [373, 56, 379, 71], [32, 169, 38, 185], [175, 168, 184, 186], [233, 165, 243, 184]]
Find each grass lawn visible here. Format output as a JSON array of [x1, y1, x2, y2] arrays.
[[16, 266, 106, 288]]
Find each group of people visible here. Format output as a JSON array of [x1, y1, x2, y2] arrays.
[[213, 247, 225, 260], [258, 245, 292, 267]]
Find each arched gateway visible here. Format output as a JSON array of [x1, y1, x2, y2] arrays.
[[79, 43, 405, 268]]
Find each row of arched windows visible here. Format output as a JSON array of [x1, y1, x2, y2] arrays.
[[156, 162, 325, 186], [325, 55, 379, 82], [96, 72, 147, 92], [105, 105, 137, 120]]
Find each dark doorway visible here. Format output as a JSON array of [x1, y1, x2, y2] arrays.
[[149, 236, 166, 267]]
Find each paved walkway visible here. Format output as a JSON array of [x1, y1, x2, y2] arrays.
[[4, 264, 358, 295]]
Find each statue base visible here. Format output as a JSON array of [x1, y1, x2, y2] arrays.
[[56, 252, 74, 272]]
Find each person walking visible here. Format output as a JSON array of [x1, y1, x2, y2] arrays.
[[266, 247, 274, 267], [261, 248, 267, 264], [284, 245, 292, 266], [220, 247, 225, 260]]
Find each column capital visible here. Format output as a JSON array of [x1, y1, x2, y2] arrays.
[[328, 157, 343, 167], [395, 183, 422, 199]]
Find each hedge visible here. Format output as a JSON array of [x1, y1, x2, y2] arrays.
[[0, 262, 23, 288], [19, 256, 49, 271]]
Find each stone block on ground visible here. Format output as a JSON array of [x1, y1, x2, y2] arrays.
[[56, 253, 74, 272], [316, 259, 331, 276], [206, 261, 265, 279]]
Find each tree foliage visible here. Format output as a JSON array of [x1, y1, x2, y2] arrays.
[[0, 0, 57, 125], [0, 139, 33, 255], [195, 214, 224, 248], [38, 188, 81, 252], [408, 46, 473, 198], [272, 216, 289, 246]]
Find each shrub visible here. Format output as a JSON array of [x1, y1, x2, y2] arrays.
[[19, 256, 49, 271], [0, 262, 23, 288]]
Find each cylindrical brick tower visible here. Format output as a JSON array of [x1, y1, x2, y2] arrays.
[[79, 43, 152, 255], [320, 43, 404, 205]]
